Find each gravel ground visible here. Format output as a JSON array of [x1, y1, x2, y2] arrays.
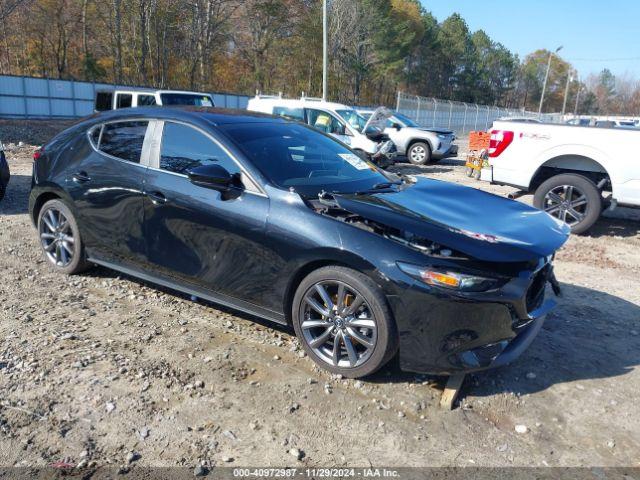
[[0, 122, 639, 470]]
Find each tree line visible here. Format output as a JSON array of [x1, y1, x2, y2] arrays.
[[1, 0, 638, 115]]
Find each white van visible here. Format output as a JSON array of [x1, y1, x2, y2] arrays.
[[95, 88, 215, 111], [247, 95, 395, 167]]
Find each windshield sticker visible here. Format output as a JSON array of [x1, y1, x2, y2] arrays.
[[339, 153, 371, 170]]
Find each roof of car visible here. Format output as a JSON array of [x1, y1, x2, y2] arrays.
[[94, 106, 286, 126]]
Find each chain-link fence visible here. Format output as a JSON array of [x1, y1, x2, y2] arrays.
[[395, 91, 560, 136]]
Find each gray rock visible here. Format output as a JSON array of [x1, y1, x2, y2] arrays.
[[289, 448, 304, 460], [194, 465, 207, 476], [126, 451, 140, 464]]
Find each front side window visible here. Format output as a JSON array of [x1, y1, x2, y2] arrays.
[[160, 122, 238, 175], [159, 94, 214, 107], [392, 113, 419, 128], [336, 109, 366, 132], [99, 121, 148, 163], [221, 122, 389, 197], [116, 94, 132, 109], [306, 109, 347, 136], [137, 95, 157, 106], [273, 106, 304, 121]]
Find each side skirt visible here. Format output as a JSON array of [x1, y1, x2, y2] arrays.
[[88, 257, 288, 326]]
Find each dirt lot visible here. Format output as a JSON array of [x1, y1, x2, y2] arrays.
[[0, 122, 639, 470]]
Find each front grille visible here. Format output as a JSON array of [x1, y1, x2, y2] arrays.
[[526, 264, 549, 313]]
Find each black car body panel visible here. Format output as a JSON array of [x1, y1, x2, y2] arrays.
[[29, 107, 570, 375]]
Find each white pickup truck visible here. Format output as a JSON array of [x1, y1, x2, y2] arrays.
[[481, 120, 640, 233]]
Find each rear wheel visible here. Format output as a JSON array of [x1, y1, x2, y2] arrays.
[[292, 266, 398, 378], [533, 174, 602, 234], [407, 142, 431, 165], [37, 199, 90, 274]]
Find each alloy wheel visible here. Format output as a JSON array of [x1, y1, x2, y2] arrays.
[[39, 207, 76, 267], [299, 281, 377, 369], [410, 145, 426, 163], [543, 185, 588, 226]]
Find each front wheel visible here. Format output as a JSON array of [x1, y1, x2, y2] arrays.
[[407, 142, 431, 165], [533, 174, 602, 234], [37, 199, 90, 274], [292, 266, 398, 378]]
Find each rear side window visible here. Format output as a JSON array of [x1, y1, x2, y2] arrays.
[[116, 93, 132, 109], [160, 122, 238, 175], [95, 92, 113, 111], [99, 121, 148, 163], [273, 107, 304, 121], [137, 95, 156, 106]]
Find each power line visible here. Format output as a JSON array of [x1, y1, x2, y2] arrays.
[[568, 57, 640, 62]]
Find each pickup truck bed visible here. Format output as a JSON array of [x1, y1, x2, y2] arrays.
[[481, 121, 640, 233]]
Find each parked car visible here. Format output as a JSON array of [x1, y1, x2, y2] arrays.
[[595, 119, 637, 128], [0, 141, 9, 202], [95, 88, 215, 112], [247, 95, 396, 168], [357, 109, 457, 165], [481, 120, 640, 233], [565, 117, 591, 126], [29, 107, 569, 378]]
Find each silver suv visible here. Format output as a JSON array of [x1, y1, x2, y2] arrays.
[[358, 110, 457, 165]]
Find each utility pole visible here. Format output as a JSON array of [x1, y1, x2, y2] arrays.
[[562, 70, 574, 116], [574, 85, 581, 116], [538, 45, 563, 115], [322, 0, 328, 101]]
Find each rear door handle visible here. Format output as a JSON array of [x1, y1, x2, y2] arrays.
[[72, 171, 91, 183], [147, 190, 167, 205]]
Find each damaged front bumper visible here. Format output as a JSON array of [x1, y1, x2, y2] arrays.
[[389, 259, 558, 375]]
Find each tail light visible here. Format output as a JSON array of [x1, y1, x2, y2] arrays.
[[489, 130, 514, 157], [33, 147, 44, 161]]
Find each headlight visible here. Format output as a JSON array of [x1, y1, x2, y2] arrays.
[[397, 262, 500, 292], [437, 134, 448, 139]]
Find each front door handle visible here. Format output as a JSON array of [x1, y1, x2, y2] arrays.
[[147, 191, 167, 205], [72, 171, 91, 183]]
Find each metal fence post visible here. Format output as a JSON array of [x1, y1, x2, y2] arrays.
[[432, 98, 437, 127], [70, 78, 77, 117], [474, 104, 479, 131], [485, 106, 490, 130], [416, 96, 421, 124], [396, 91, 401, 111], [448, 100, 453, 129], [21, 75, 28, 119], [462, 103, 468, 135], [46, 78, 53, 118]]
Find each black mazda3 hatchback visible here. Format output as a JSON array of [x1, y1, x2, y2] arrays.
[[29, 107, 570, 378]]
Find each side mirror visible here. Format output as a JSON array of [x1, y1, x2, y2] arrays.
[[186, 163, 241, 193], [392, 122, 402, 130]]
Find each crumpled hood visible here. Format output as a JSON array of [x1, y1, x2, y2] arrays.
[[333, 177, 570, 262]]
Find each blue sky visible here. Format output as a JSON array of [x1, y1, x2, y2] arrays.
[[420, 0, 640, 79]]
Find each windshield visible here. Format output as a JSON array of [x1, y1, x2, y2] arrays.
[[392, 112, 419, 128], [160, 93, 214, 107], [336, 109, 367, 132], [220, 122, 390, 197]]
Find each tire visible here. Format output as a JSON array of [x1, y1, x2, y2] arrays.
[[407, 142, 431, 165], [292, 266, 398, 378], [0, 182, 5, 202], [533, 174, 602, 234], [37, 199, 90, 275]]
